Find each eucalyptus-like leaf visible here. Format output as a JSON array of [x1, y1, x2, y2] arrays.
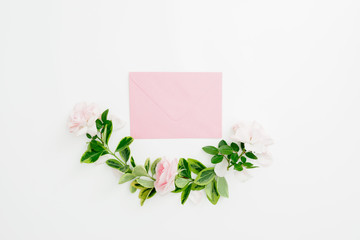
[[115, 136, 134, 153], [205, 179, 220, 205], [245, 152, 258, 159], [194, 168, 216, 186], [144, 158, 150, 172], [202, 146, 219, 155], [219, 145, 233, 155], [181, 183, 192, 205], [175, 177, 190, 188], [150, 158, 161, 176], [119, 173, 136, 184], [133, 166, 148, 177], [187, 158, 206, 174], [211, 155, 223, 164], [120, 147, 130, 162], [136, 178, 154, 188], [217, 177, 229, 198], [230, 142, 240, 152], [178, 158, 191, 178]]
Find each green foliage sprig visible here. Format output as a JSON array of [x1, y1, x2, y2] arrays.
[[80, 109, 262, 206]]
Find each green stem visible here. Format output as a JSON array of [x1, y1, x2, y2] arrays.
[[95, 135, 126, 166]]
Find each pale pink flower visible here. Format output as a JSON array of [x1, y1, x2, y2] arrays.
[[232, 121, 273, 153], [154, 157, 179, 194], [68, 102, 100, 136]]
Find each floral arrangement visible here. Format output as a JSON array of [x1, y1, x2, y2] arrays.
[[68, 103, 273, 205]]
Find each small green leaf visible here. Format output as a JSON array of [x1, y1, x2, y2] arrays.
[[106, 159, 124, 169], [230, 142, 240, 152], [243, 162, 258, 168], [191, 184, 205, 191], [241, 156, 247, 163], [211, 155, 223, 164], [234, 163, 243, 171], [119, 173, 136, 184], [101, 109, 109, 122], [133, 166, 148, 177], [218, 140, 227, 148], [194, 168, 216, 186], [178, 158, 191, 178], [120, 147, 130, 162], [205, 179, 220, 205], [115, 136, 134, 153], [172, 186, 184, 193], [86, 133, 92, 139], [245, 152, 257, 159], [217, 177, 229, 198], [175, 177, 190, 188], [230, 153, 239, 164], [102, 122, 112, 145], [81, 151, 103, 163], [181, 183, 192, 205], [187, 158, 206, 174], [95, 119, 103, 130], [130, 185, 137, 193], [148, 188, 156, 199], [130, 156, 136, 167], [131, 180, 145, 190], [136, 179, 154, 188], [219, 145, 233, 155], [144, 158, 150, 172], [119, 165, 130, 173], [89, 140, 106, 152], [240, 142, 245, 150], [150, 158, 161, 176], [139, 188, 151, 206], [202, 146, 219, 155]]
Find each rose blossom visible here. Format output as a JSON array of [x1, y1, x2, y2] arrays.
[[154, 157, 179, 194], [231, 121, 273, 153], [68, 102, 100, 136]]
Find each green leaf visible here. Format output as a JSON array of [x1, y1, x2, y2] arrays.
[[175, 177, 190, 188], [245, 152, 258, 159], [144, 158, 150, 172], [178, 158, 191, 178], [106, 159, 124, 170], [119, 173, 136, 184], [80, 151, 103, 163], [120, 165, 130, 173], [130, 185, 137, 193], [115, 136, 134, 153], [181, 183, 192, 205], [241, 156, 247, 163], [243, 162, 258, 168], [139, 188, 151, 206], [148, 188, 156, 199], [187, 158, 206, 174], [230, 153, 239, 164], [205, 179, 220, 205], [130, 156, 136, 167], [202, 146, 219, 155], [131, 180, 145, 190], [240, 142, 245, 150], [95, 119, 103, 130], [136, 179, 154, 188], [172, 186, 184, 193], [217, 177, 229, 198], [230, 142, 240, 152], [89, 140, 106, 152], [191, 184, 205, 191], [102, 122, 112, 145], [120, 147, 130, 162], [194, 168, 216, 186], [133, 166, 148, 177], [218, 140, 227, 148], [150, 158, 161, 176], [101, 109, 109, 122], [86, 133, 92, 139], [234, 163, 243, 171], [219, 145, 233, 155], [211, 155, 223, 164]]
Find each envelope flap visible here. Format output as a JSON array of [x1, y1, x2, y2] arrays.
[[130, 72, 221, 121]]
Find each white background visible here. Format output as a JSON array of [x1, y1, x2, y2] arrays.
[[1, 0, 360, 239]]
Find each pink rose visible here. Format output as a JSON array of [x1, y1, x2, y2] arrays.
[[154, 157, 179, 194], [68, 102, 100, 136]]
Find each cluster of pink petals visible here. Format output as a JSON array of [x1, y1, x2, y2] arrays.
[[154, 157, 179, 194]]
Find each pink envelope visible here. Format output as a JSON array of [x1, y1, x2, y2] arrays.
[[129, 72, 222, 139]]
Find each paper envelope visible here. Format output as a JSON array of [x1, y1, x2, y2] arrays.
[[129, 72, 222, 139]]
